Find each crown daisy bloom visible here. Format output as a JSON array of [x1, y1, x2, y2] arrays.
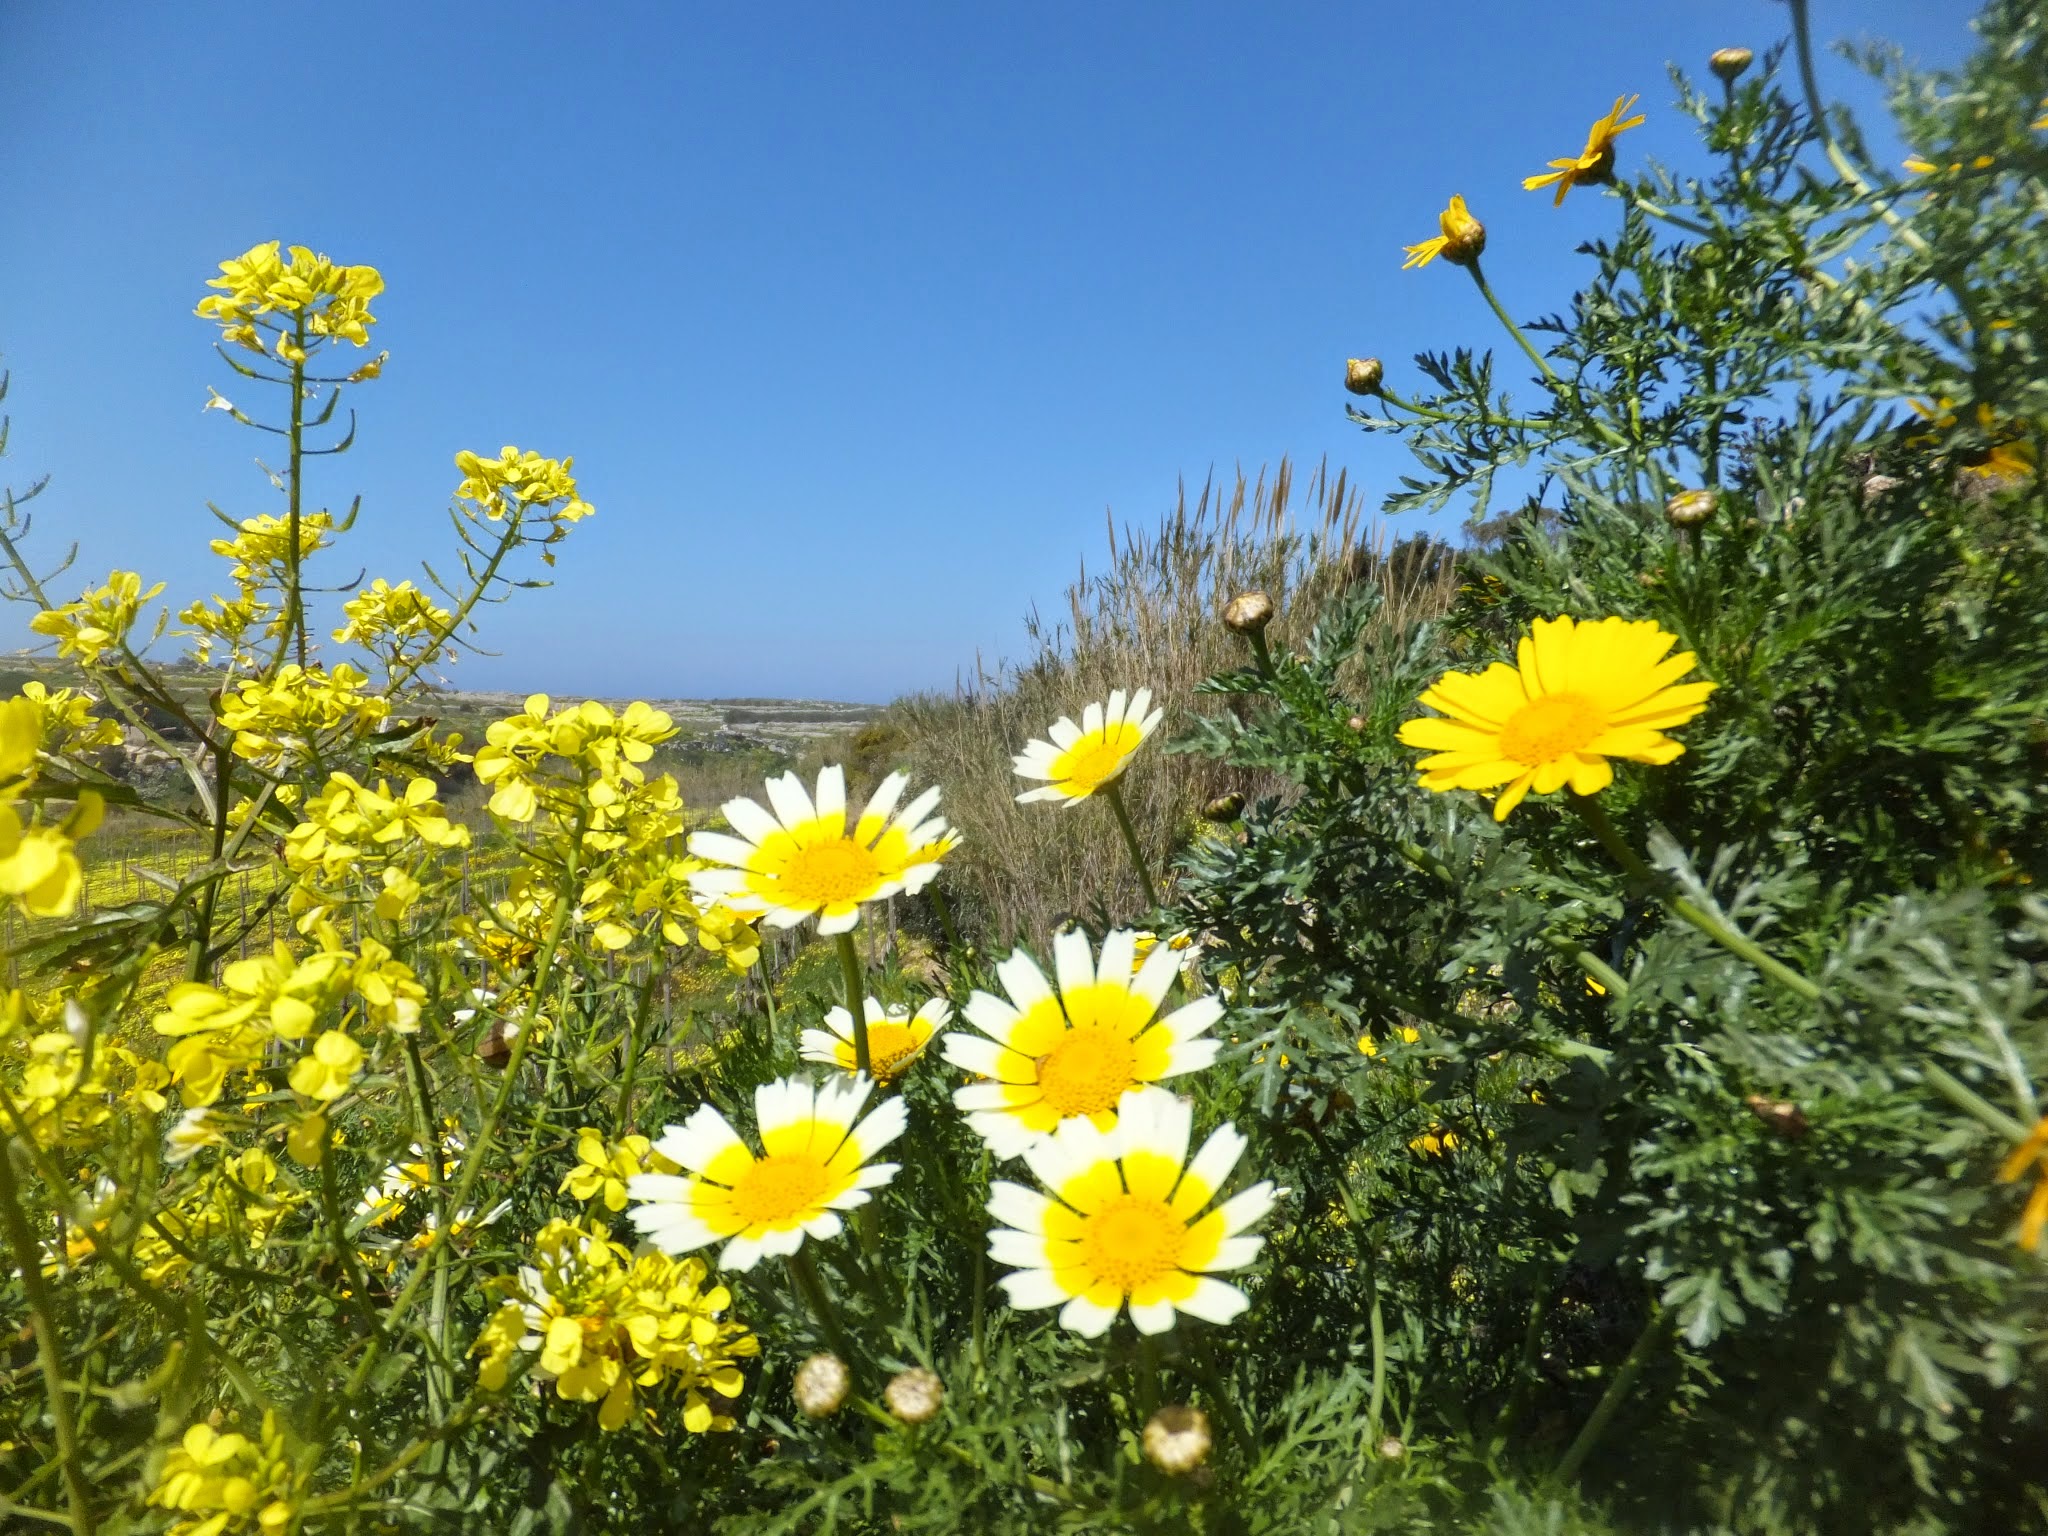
[[941, 928, 1222, 1160], [1396, 615, 1715, 821], [1523, 94, 1647, 205], [986, 1086, 1276, 1337], [1012, 688, 1164, 806], [801, 997, 951, 1083], [625, 1074, 905, 1271], [1401, 195, 1486, 270], [687, 766, 952, 934]]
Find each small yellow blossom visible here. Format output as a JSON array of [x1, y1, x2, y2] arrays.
[[1523, 95, 1646, 205], [29, 571, 164, 663], [801, 996, 950, 1081], [147, 1410, 305, 1536], [288, 1029, 364, 1101], [1402, 195, 1486, 270], [1997, 1116, 2048, 1252], [561, 1128, 679, 1211], [453, 446, 594, 524]]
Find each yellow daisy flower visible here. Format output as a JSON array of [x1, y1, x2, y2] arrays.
[[1012, 688, 1163, 805], [1396, 615, 1715, 821], [1997, 1116, 2048, 1252], [687, 765, 953, 934], [626, 1074, 905, 1271], [1402, 194, 1486, 270], [1523, 95, 1646, 206], [986, 1086, 1276, 1337], [941, 928, 1222, 1160], [800, 996, 950, 1082]]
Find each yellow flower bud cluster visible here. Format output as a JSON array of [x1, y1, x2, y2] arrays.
[[0, 992, 170, 1151], [196, 241, 384, 364], [29, 570, 164, 665], [14, 682, 123, 756], [218, 664, 390, 767], [330, 577, 452, 667], [474, 1217, 759, 1434], [453, 445, 595, 526], [210, 512, 335, 586], [146, 1409, 305, 1536], [559, 1127, 681, 1211], [284, 771, 470, 929], [0, 695, 102, 918]]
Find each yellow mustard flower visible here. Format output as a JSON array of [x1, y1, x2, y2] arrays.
[[1357, 1026, 1421, 1056], [1012, 688, 1164, 805], [984, 1086, 1276, 1337], [801, 996, 951, 1082], [196, 241, 382, 354], [288, 1029, 363, 1102], [29, 571, 164, 663], [940, 928, 1222, 1160], [560, 1128, 679, 1211], [331, 577, 450, 656], [1409, 1124, 1461, 1156], [1998, 1116, 2048, 1252], [1396, 614, 1716, 821], [453, 445, 594, 524], [1402, 195, 1486, 270], [147, 1409, 304, 1536], [1523, 95, 1646, 205], [626, 1073, 905, 1270], [687, 765, 953, 936]]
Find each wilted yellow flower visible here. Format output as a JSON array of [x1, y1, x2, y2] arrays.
[[1012, 688, 1164, 806], [1523, 95, 1646, 205], [1396, 615, 1716, 821], [1998, 1116, 2048, 1252], [1402, 195, 1486, 270], [985, 1086, 1276, 1337]]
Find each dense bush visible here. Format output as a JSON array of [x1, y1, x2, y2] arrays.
[[0, 5, 2042, 1535]]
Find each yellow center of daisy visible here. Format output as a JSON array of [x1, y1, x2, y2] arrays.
[[1078, 1193, 1186, 1292], [862, 1022, 923, 1079], [1496, 693, 1602, 766], [776, 838, 883, 908], [1036, 1026, 1138, 1117], [727, 1154, 830, 1227], [1053, 730, 1137, 794]]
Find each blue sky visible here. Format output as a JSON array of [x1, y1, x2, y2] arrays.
[[0, 1, 1972, 702]]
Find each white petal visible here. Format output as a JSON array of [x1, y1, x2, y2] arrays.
[[1015, 784, 1075, 805], [798, 1029, 844, 1063], [998, 1268, 1069, 1311], [847, 1093, 907, 1159], [817, 906, 862, 935], [1202, 1235, 1265, 1272], [1059, 1293, 1119, 1338], [1047, 716, 1083, 750], [1106, 689, 1129, 728], [1214, 1181, 1278, 1237], [1131, 944, 1184, 1009], [851, 1162, 898, 1190], [687, 831, 760, 869], [966, 1111, 1045, 1161], [913, 996, 954, 1030], [1052, 927, 1096, 999], [891, 783, 941, 834], [1129, 1298, 1177, 1335], [757, 1225, 806, 1261], [722, 797, 783, 847], [764, 772, 815, 832], [988, 1229, 1052, 1268], [1128, 687, 1154, 725], [1159, 1038, 1221, 1078], [1157, 993, 1222, 1042], [814, 765, 847, 822], [1115, 1085, 1191, 1167], [652, 1105, 743, 1178], [802, 1211, 844, 1241], [624, 1173, 694, 1205], [954, 1081, 1026, 1111], [986, 1179, 1053, 1233], [943, 1032, 1024, 1082], [1081, 701, 1104, 737], [1182, 1125, 1249, 1205], [1096, 929, 1139, 989], [1172, 1276, 1249, 1325], [720, 1232, 766, 1271], [962, 990, 1024, 1044], [996, 949, 1055, 1013]]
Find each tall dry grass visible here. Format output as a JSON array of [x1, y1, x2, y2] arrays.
[[887, 457, 1458, 951]]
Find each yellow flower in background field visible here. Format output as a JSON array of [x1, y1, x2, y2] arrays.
[[985, 1086, 1276, 1337], [1012, 688, 1164, 805], [1523, 95, 1646, 205], [801, 996, 950, 1082], [1397, 615, 1715, 821], [687, 765, 953, 935], [941, 928, 1222, 1160], [561, 1128, 679, 1211], [1998, 1116, 2048, 1251], [1402, 195, 1486, 270], [626, 1073, 906, 1270], [1357, 1026, 1420, 1057]]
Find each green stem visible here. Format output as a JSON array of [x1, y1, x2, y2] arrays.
[[1571, 795, 1822, 1004], [1465, 258, 1561, 386], [1102, 779, 1160, 912], [787, 1247, 857, 1366], [1375, 386, 1547, 431], [1923, 1061, 2031, 1142], [281, 315, 309, 672], [0, 1142, 96, 1535], [616, 965, 661, 1135], [1554, 1306, 1673, 1484], [834, 930, 870, 1076], [385, 511, 525, 696], [317, 1128, 381, 1334], [1786, 0, 1930, 255], [401, 1036, 452, 1440]]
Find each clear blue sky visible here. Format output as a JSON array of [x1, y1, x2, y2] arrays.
[[0, 1, 1971, 702]]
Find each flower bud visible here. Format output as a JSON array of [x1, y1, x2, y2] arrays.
[[1441, 200, 1486, 266], [1346, 715, 1367, 732], [1664, 489, 1718, 529], [1377, 1435, 1406, 1461], [884, 1367, 944, 1424], [1709, 47, 1753, 83], [793, 1353, 850, 1418], [1222, 592, 1275, 636], [1345, 357, 1384, 397], [1143, 1405, 1212, 1475], [1202, 792, 1245, 822]]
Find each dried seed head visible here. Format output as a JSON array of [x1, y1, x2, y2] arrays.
[[1665, 488, 1719, 529], [1202, 792, 1245, 822], [1143, 1405, 1213, 1475], [1862, 473, 1903, 500], [1222, 591, 1275, 636], [1744, 1095, 1809, 1140], [1710, 47, 1754, 82], [1345, 357, 1384, 396], [793, 1353, 850, 1418], [1377, 1435, 1406, 1461], [884, 1367, 944, 1424]]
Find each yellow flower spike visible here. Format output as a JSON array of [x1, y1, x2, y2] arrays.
[[800, 996, 950, 1082], [1012, 688, 1164, 805], [687, 764, 953, 935], [941, 928, 1222, 1159], [1997, 1116, 2048, 1252], [626, 1073, 906, 1270], [1523, 94, 1646, 205], [1402, 194, 1486, 270], [985, 1086, 1277, 1337], [1397, 614, 1716, 821]]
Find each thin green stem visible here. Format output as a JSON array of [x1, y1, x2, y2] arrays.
[[401, 1036, 452, 1442], [1376, 386, 1548, 432], [318, 1128, 381, 1334], [1465, 258, 1560, 385], [834, 931, 870, 1075], [615, 964, 661, 1136], [1786, 0, 1930, 255], [787, 1247, 858, 1366], [281, 316, 309, 672], [0, 1142, 96, 1535], [1102, 779, 1160, 912], [1923, 1061, 2031, 1142], [385, 511, 525, 696], [1554, 1306, 1673, 1484]]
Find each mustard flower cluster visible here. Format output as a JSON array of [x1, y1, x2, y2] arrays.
[[0, 695, 102, 917], [218, 664, 391, 768], [283, 771, 470, 928], [29, 570, 164, 665], [196, 240, 383, 364], [147, 1410, 306, 1536], [0, 991, 169, 1152], [453, 446, 594, 526], [474, 1217, 759, 1433], [330, 577, 453, 669]]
